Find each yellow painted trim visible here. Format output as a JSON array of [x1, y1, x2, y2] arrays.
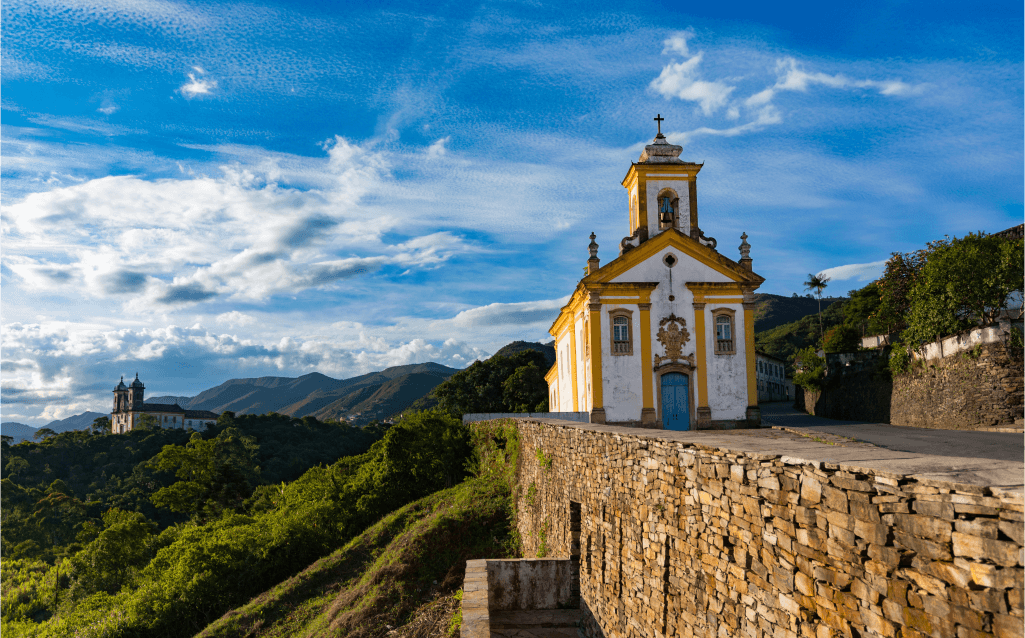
[[585, 229, 762, 286], [695, 296, 744, 304], [693, 304, 709, 408], [589, 305, 603, 410], [544, 362, 558, 384], [744, 306, 757, 406], [570, 323, 579, 411], [639, 304, 653, 411]]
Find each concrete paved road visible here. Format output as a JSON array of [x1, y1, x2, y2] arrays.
[[759, 402, 1025, 463]]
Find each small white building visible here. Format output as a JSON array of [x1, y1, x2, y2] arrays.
[[755, 351, 793, 403], [545, 122, 764, 430], [111, 374, 217, 434]]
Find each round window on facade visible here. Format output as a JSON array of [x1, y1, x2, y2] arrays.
[[663, 253, 677, 268]]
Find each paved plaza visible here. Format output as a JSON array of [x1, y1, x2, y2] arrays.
[[759, 401, 1024, 463]]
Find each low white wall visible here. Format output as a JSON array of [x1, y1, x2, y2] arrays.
[[913, 323, 1014, 361]]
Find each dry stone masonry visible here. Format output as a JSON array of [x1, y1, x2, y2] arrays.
[[506, 418, 1024, 638]]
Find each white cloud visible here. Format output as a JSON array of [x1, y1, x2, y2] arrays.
[[215, 311, 256, 328], [661, 31, 693, 57], [817, 260, 888, 283], [650, 51, 735, 116], [427, 136, 450, 159], [179, 72, 217, 98], [444, 297, 569, 329], [744, 57, 923, 109], [97, 103, 119, 115], [1, 137, 482, 309]]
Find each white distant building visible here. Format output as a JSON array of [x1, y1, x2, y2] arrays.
[[111, 374, 217, 434], [755, 351, 793, 403], [545, 118, 765, 430]]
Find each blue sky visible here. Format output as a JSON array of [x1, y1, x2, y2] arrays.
[[2, 0, 1022, 425]]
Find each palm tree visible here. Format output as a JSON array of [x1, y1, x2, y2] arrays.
[[804, 273, 831, 345]]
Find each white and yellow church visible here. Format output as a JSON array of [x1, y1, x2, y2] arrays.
[[544, 121, 764, 430]]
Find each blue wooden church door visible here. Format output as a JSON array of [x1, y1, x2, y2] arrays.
[[661, 372, 690, 431]]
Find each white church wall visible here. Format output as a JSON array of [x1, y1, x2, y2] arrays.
[[600, 304, 644, 423], [704, 302, 749, 420], [556, 329, 574, 412], [644, 179, 692, 237]]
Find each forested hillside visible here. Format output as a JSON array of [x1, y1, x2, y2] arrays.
[[1, 409, 500, 637], [751, 293, 846, 332]]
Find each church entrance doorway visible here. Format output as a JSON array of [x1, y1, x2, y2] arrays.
[[660, 372, 690, 431]]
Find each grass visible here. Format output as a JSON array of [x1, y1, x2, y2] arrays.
[[196, 475, 519, 638]]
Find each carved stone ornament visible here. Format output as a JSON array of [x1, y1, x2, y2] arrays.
[[654, 313, 695, 367]]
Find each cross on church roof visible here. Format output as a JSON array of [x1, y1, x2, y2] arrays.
[[654, 113, 664, 136]]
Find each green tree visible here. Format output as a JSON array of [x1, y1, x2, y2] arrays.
[[876, 250, 926, 334], [903, 233, 1025, 347], [843, 282, 887, 336], [791, 346, 825, 390], [34, 427, 57, 441], [435, 350, 550, 416], [502, 362, 548, 412], [803, 273, 831, 345], [822, 324, 861, 353], [149, 427, 260, 521], [91, 416, 111, 435], [69, 508, 156, 597], [6, 456, 30, 479]]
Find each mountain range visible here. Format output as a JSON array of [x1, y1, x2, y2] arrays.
[[1, 411, 108, 443], [146, 362, 460, 425]]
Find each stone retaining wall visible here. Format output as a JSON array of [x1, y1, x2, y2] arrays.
[[891, 343, 1023, 429], [510, 419, 1024, 638]]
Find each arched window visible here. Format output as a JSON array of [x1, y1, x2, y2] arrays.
[[713, 311, 735, 355], [609, 310, 633, 356]]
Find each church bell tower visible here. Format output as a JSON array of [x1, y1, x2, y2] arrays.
[[620, 114, 708, 254]]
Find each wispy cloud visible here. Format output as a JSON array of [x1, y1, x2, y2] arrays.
[[179, 70, 217, 98], [817, 260, 888, 284]]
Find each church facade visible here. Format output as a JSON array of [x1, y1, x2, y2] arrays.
[[111, 374, 218, 434], [544, 123, 764, 430]]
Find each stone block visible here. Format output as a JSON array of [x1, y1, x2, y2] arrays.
[[956, 626, 996, 638], [913, 500, 955, 519], [870, 544, 902, 566], [993, 614, 1025, 638], [968, 589, 1008, 614], [893, 514, 953, 542], [905, 569, 948, 598], [952, 533, 1020, 567], [927, 561, 971, 588], [956, 519, 1000, 539], [830, 475, 874, 492], [822, 486, 849, 514], [882, 598, 904, 623], [856, 611, 897, 638], [855, 519, 890, 545], [895, 530, 953, 561], [999, 521, 1025, 545], [850, 499, 882, 523]]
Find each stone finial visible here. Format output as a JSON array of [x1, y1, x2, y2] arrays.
[[587, 232, 600, 274], [638, 134, 684, 164], [739, 232, 752, 271]]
